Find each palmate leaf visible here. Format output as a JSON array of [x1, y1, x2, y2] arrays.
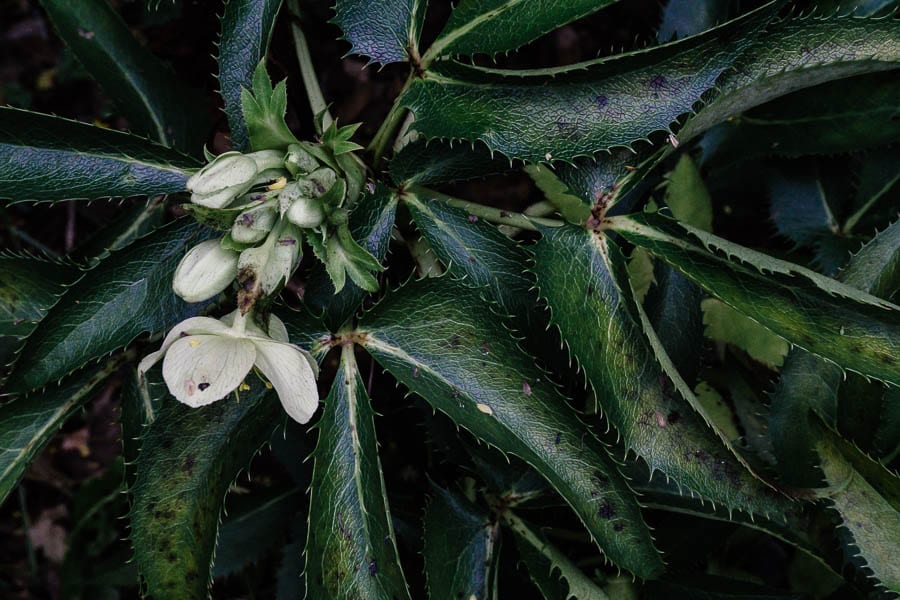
[[0, 108, 198, 203], [423, 0, 621, 63], [303, 183, 397, 331], [7, 219, 217, 394], [504, 510, 610, 600], [0, 358, 123, 506], [129, 378, 281, 599], [218, 0, 283, 151], [402, 5, 771, 164], [423, 485, 500, 600], [404, 190, 533, 319], [305, 345, 411, 600], [332, 0, 426, 65], [609, 213, 900, 385], [38, 0, 210, 152], [358, 278, 664, 579], [531, 225, 788, 517]]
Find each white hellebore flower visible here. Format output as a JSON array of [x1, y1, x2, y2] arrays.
[[172, 239, 239, 302], [138, 310, 320, 424], [187, 150, 287, 208]]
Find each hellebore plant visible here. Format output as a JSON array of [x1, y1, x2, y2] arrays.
[[1, 0, 899, 598]]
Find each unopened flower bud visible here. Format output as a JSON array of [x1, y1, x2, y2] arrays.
[[186, 152, 258, 208], [296, 168, 337, 198], [247, 149, 286, 172], [284, 144, 319, 177], [286, 196, 325, 229], [232, 203, 277, 244], [172, 240, 239, 302]]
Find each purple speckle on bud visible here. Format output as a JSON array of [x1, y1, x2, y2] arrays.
[[523, 381, 532, 395], [278, 238, 297, 246]]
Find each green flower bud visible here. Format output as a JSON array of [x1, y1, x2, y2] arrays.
[[286, 196, 325, 229], [186, 152, 258, 209], [284, 144, 319, 176], [296, 167, 337, 199], [172, 239, 239, 302], [231, 203, 277, 244]]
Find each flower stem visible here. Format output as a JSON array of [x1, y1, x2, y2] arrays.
[[286, 0, 332, 130], [368, 76, 413, 166]]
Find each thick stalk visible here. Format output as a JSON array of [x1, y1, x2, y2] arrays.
[[287, 0, 332, 130], [367, 77, 413, 165]]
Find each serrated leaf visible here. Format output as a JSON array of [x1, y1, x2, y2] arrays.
[[0, 108, 198, 202], [305, 345, 411, 600], [505, 510, 609, 600], [39, 0, 210, 151], [389, 139, 514, 187], [769, 219, 900, 486], [552, 150, 639, 211], [332, 0, 425, 65], [531, 224, 786, 517], [0, 255, 77, 338], [359, 277, 663, 578], [768, 165, 839, 249], [71, 200, 166, 264], [0, 360, 119, 506], [130, 380, 280, 598], [701, 73, 900, 166], [404, 191, 533, 319], [213, 487, 300, 578], [423, 485, 499, 600], [7, 218, 217, 394], [241, 61, 300, 152], [303, 184, 397, 331], [702, 299, 790, 368], [425, 0, 620, 62], [814, 421, 900, 592], [526, 164, 591, 224], [218, 0, 283, 152], [608, 212, 900, 386], [680, 15, 900, 143], [403, 6, 769, 164]]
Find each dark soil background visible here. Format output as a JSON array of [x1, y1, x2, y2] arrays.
[[0, 0, 858, 598]]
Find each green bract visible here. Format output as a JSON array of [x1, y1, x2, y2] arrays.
[[1, 0, 898, 598]]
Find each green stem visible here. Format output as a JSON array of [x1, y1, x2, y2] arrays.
[[368, 76, 413, 165], [407, 185, 564, 231], [842, 173, 899, 234], [287, 1, 332, 130]]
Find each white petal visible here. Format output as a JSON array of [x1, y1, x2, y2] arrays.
[[254, 340, 319, 423], [137, 317, 229, 378], [162, 335, 256, 407], [266, 314, 290, 343], [172, 240, 239, 302]]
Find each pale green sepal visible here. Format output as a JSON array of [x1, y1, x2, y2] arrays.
[[172, 240, 239, 303]]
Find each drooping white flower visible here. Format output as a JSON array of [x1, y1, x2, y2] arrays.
[[138, 310, 320, 423]]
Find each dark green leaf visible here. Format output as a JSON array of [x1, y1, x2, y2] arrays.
[[359, 278, 663, 578], [609, 213, 900, 385], [531, 224, 787, 517], [303, 183, 397, 330], [213, 487, 301, 578], [644, 264, 705, 386], [658, 0, 730, 42], [305, 345, 411, 600], [0, 108, 198, 202], [526, 164, 591, 224], [423, 485, 499, 600], [8, 219, 217, 393], [218, 0, 283, 151], [39, 0, 210, 151], [71, 200, 166, 264], [0, 255, 76, 338], [701, 73, 900, 166], [403, 7, 772, 163], [680, 15, 900, 144], [769, 219, 900, 486], [130, 380, 280, 598], [0, 360, 120, 506], [332, 0, 426, 64], [404, 190, 533, 319], [425, 0, 620, 62], [389, 139, 514, 187], [505, 510, 609, 600]]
